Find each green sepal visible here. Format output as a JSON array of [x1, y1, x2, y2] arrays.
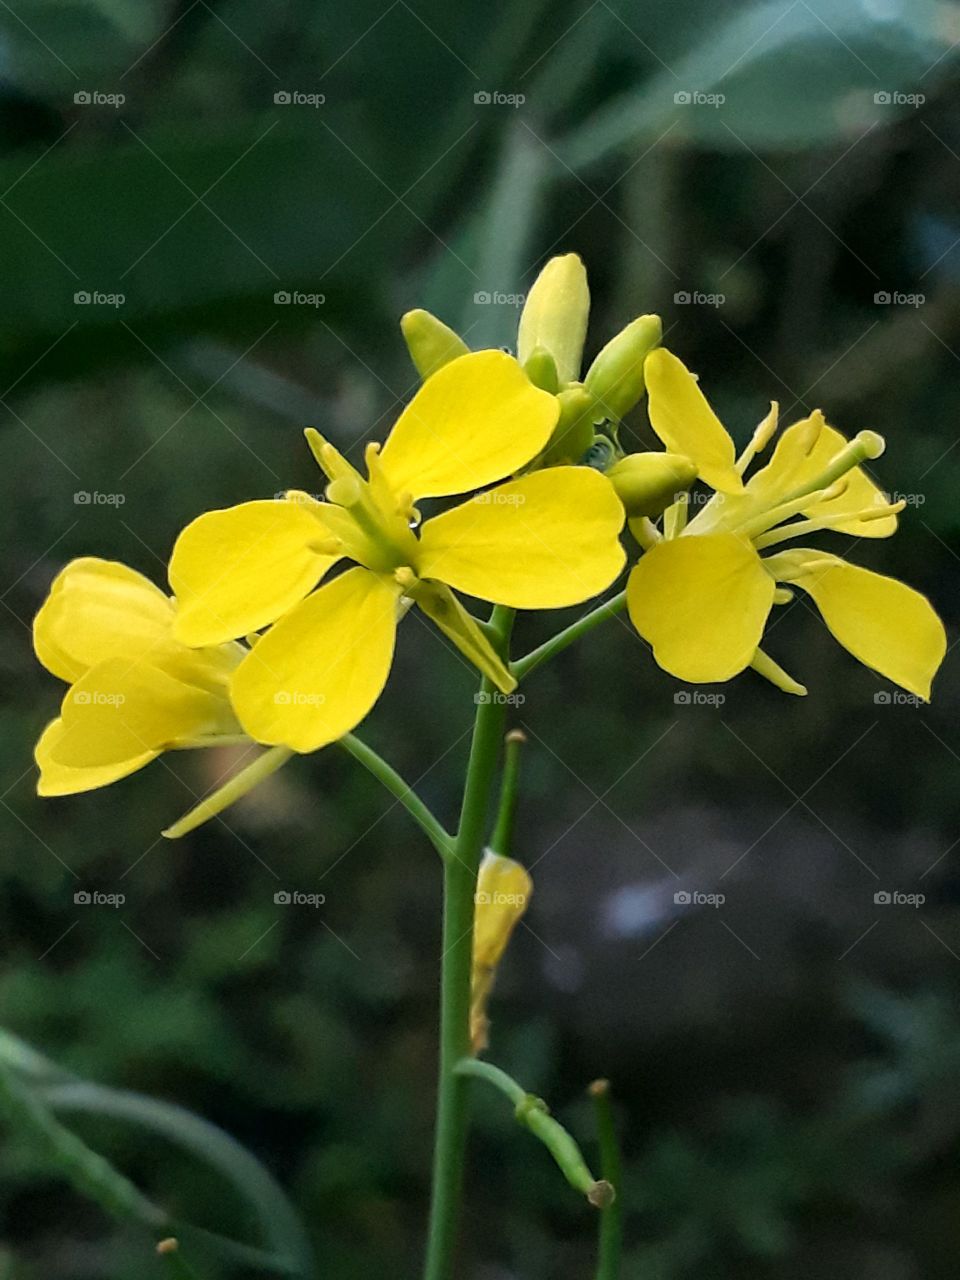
[[412, 580, 516, 693]]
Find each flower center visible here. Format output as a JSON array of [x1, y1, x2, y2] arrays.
[[305, 430, 419, 574]]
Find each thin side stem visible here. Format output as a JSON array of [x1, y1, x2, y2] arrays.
[[338, 733, 453, 859], [512, 590, 627, 682], [590, 1080, 623, 1280], [489, 729, 525, 856], [423, 606, 515, 1280], [455, 1059, 613, 1208]]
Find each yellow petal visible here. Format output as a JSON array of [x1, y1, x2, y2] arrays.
[[627, 534, 775, 682], [53, 659, 234, 768], [33, 557, 175, 683], [35, 717, 156, 795], [416, 468, 625, 608], [644, 349, 743, 493], [378, 351, 559, 500], [230, 567, 400, 752], [747, 414, 897, 537], [765, 548, 946, 699], [170, 497, 339, 647]]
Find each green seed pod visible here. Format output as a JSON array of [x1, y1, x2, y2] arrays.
[[523, 345, 559, 394], [605, 451, 697, 518], [542, 386, 595, 465], [584, 314, 662, 421], [400, 309, 469, 379], [517, 254, 590, 384]]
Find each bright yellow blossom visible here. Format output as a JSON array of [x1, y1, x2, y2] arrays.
[[626, 349, 946, 699], [170, 350, 625, 753], [33, 558, 245, 795]]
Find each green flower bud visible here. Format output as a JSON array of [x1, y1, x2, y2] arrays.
[[400, 309, 469, 379], [584, 314, 662, 421], [523, 345, 559, 394], [517, 254, 590, 384], [542, 386, 595, 465], [605, 451, 697, 518]]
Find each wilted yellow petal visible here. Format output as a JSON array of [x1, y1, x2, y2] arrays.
[[170, 497, 339, 647], [378, 351, 558, 500], [470, 850, 532, 1054], [33, 558, 175, 683], [765, 548, 946, 699], [627, 534, 775, 682], [230, 567, 401, 752], [416, 467, 625, 608], [35, 717, 156, 795], [644, 349, 743, 493]]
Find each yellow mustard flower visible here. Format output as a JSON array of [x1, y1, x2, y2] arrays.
[[625, 349, 946, 699], [33, 558, 245, 795], [169, 350, 626, 753], [470, 850, 532, 1054]]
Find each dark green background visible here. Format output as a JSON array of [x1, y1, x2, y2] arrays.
[[2, 1, 960, 1276]]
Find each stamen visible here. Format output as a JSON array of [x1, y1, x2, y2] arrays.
[[394, 566, 419, 592], [308, 537, 343, 555], [752, 498, 905, 550], [735, 401, 779, 476], [773, 588, 794, 604]]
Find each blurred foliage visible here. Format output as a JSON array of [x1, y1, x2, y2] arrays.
[[2, 0, 960, 1277]]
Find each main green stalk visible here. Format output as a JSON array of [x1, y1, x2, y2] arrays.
[[423, 606, 514, 1280]]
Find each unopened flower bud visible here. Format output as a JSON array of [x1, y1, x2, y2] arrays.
[[605, 451, 697, 518], [470, 850, 532, 1053], [518, 254, 590, 384], [584, 314, 662, 421], [400, 309, 469, 379], [523, 345, 559, 394], [542, 386, 595, 465]]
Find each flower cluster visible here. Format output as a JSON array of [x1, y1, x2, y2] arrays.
[[32, 254, 946, 831]]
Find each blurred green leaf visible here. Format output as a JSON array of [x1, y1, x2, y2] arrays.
[[559, 0, 960, 163]]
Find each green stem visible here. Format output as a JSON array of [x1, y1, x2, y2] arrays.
[[455, 1058, 614, 1208], [338, 733, 454, 859], [590, 1080, 623, 1279], [423, 606, 515, 1280], [489, 729, 525, 856], [512, 589, 627, 682]]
